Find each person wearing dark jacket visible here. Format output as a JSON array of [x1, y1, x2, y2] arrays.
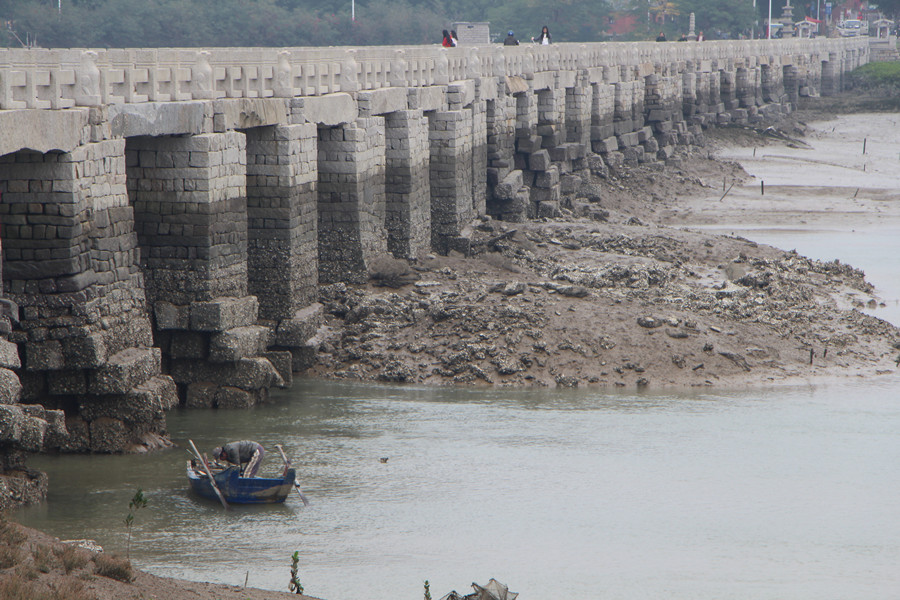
[[656, 31, 667, 41], [534, 25, 551, 45], [213, 440, 265, 476], [503, 30, 519, 45]]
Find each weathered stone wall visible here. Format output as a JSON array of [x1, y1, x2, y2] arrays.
[[429, 108, 475, 253], [245, 123, 319, 319], [125, 131, 289, 409], [0, 140, 175, 453], [385, 110, 431, 260], [317, 118, 388, 284], [126, 132, 249, 305]]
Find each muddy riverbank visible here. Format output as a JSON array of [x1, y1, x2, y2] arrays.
[[307, 105, 900, 390]]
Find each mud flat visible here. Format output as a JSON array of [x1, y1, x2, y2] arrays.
[[665, 112, 900, 232], [308, 110, 900, 389]]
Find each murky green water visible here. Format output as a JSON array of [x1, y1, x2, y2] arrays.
[[15, 375, 900, 600]]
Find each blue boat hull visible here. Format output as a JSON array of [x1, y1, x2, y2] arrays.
[[187, 464, 296, 504]]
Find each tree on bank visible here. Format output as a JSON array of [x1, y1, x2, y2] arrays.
[[873, 0, 900, 18], [674, 0, 757, 38], [0, 0, 616, 47]]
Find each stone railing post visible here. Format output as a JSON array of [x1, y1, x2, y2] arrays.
[[389, 50, 409, 88], [434, 50, 450, 86], [492, 49, 507, 78], [75, 50, 101, 107], [274, 50, 294, 97], [191, 50, 215, 100], [464, 48, 482, 80], [340, 50, 359, 94]]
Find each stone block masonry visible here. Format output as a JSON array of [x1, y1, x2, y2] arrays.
[[429, 108, 475, 254], [246, 123, 319, 319], [0, 140, 174, 453], [385, 110, 431, 259], [317, 117, 388, 284], [126, 131, 285, 410], [0, 39, 869, 467], [126, 131, 249, 306]]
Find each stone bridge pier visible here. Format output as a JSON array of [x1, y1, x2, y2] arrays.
[[0, 132, 176, 453], [0, 38, 868, 465]]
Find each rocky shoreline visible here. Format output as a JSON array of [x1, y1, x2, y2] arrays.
[[307, 117, 900, 390], [0, 518, 318, 600]]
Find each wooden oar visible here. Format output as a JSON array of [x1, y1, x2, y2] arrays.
[[188, 439, 229, 510], [274, 444, 310, 506]]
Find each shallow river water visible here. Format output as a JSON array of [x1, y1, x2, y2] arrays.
[[15, 114, 900, 599], [16, 370, 900, 600]]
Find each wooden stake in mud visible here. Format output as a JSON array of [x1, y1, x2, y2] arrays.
[[761, 180, 765, 195], [188, 439, 229, 510], [719, 182, 735, 202], [863, 137, 867, 154], [274, 444, 311, 506]]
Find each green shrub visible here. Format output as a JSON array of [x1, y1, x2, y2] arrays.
[[31, 546, 53, 574], [848, 62, 900, 88], [0, 521, 27, 548], [0, 544, 22, 569], [52, 545, 90, 575], [92, 553, 134, 583]]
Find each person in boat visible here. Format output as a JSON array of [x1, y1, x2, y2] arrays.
[[212, 440, 265, 477]]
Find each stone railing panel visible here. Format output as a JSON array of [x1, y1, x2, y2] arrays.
[[0, 38, 868, 111]]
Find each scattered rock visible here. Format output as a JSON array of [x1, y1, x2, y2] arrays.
[[637, 316, 662, 328]]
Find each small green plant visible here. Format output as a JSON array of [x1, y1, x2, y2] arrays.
[[288, 550, 303, 595], [424, 580, 432, 600], [123, 488, 147, 560]]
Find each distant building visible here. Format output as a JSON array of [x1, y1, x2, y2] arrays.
[[452, 22, 491, 45], [604, 13, 639, 38]]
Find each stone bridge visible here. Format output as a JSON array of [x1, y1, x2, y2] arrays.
[[0, 38, 869, 462]]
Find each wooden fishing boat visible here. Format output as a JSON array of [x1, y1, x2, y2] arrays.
[[186, 462, 296, 504]]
